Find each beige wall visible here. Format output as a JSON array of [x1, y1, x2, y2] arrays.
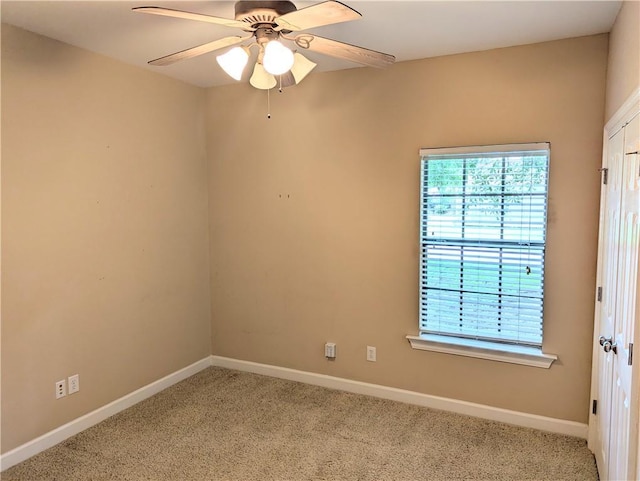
[[1, 25, 211, 452], [207, 34, 608, 423], [605, 0, 640, 120], [0, 19, 613, 455]]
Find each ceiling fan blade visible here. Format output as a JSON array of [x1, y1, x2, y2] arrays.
[[133, 6, 251, 30], [275, 1, 361, 32], [148, 36, 249, 66], [294, 34, 395, 68]]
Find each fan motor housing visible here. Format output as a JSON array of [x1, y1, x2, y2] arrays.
[[235, 1, 297, 26]]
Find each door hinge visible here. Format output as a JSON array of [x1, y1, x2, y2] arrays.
[[592, 399, 597, 415], [597, 286, 602, 302], [599, 168, 608, 185], [629, 343, 634, 366]]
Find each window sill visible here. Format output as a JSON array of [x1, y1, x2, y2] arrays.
[[406, 334, 557, 369]]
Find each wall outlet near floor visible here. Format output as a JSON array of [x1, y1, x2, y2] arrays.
[[325, 342, 336, 359], [68, 374, 80, 394], [366, 346, 377, 362], [55, 380, 66, 399]]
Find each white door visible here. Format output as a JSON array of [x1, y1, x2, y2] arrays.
[[591, 112, 640, 481], [592, 126, 624, 478], [610, 113, 639, 481]]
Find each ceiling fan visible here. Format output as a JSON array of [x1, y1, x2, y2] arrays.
[[133, 1, 396, 89]]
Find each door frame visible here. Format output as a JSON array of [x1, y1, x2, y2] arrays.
[[588, 86, 640, 479]]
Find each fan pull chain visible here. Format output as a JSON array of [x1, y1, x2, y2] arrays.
[[267, 88, 271, 119]]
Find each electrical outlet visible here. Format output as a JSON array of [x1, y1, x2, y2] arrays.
[[68, 374, 80, 394], [366, 346, 377, 362], [325, 342, 336, 359], [55, 380, 66, 399]]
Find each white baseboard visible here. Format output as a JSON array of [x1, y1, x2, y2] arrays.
[[2, 354, 588, 472], [210, 355, 588, 439], [0, 357, 211, 472]]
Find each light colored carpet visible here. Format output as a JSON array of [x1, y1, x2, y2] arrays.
[[2, 367, 598, 480]]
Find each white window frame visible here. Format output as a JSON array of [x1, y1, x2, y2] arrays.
[[407, 143, 557, 368]]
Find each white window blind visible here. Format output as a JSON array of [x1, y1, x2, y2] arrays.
[[419, 143, 550, 347]]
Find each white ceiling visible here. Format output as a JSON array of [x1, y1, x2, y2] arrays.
[[1, 1, 622, 88]]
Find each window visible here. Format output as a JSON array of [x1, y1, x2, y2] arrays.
[[417, 143, 550, 350]]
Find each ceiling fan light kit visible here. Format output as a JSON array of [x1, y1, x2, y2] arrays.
[[262, 40, 295, 75], [133, 0, 395, 90], [250, 62, 277, 90], [216, 46, 250, 80], [290, 52, 317, 83]]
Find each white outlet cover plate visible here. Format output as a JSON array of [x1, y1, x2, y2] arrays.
[[325, 343, 336, 358], [68, 374, 80, 394], [367, 346, 377, 362]]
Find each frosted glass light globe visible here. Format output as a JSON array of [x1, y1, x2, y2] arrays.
[[216, 47, 249, 81], [263, 41, 294, 76]]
